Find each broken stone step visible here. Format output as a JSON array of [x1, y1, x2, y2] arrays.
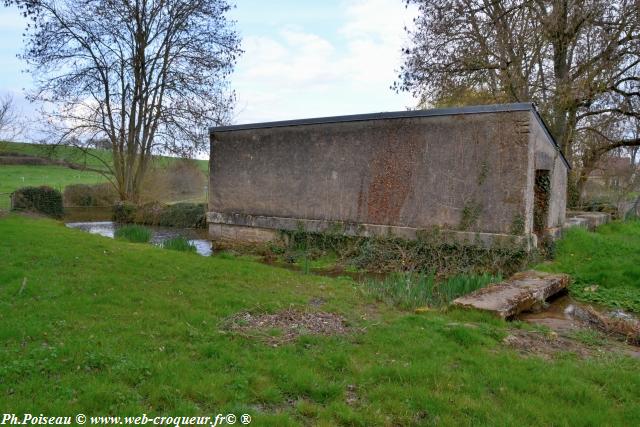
[[565, 211, 610, 231], [452, 271, 570, 319]]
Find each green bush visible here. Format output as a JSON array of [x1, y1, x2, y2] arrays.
[[160, 203, 206, 228], [114, 225, 152, 243], [11, 186, 64, 218], [161, 237, 197, 252], [63, 183, 118, 207], [278, 228, 530, 277], [112, 201, 206, 228], [133, 201, 164, 224], [135, 202, 206, 228], [112, 202, 136, 223]]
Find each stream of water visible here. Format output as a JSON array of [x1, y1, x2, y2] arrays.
[[65, 221, 212, 256]]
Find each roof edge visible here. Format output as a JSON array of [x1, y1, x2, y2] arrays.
[[210, 102, 535, 133], [210, 102, 570, 169], [529, 108, 571, 170]]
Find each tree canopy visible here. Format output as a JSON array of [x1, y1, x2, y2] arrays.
[[397, 0, 640, 200], [6, 0, 241, 201]]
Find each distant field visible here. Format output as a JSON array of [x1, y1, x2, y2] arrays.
[[0, 141, 208, 208], [0, 165, 107, 209], [0, 141, 208, 173]]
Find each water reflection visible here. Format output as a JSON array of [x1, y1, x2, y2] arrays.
[[65, 221, 212, 256]]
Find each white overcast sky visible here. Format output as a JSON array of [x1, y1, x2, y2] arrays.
[[0, 0, 419, 135]]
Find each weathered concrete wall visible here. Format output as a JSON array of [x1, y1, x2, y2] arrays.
[[208, 105, 569, 246], [530, 117, 568, 231], [210, 111, 534, 235]]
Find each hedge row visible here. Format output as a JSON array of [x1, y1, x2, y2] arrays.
[[11, 186, 64, 218], [10, 184, 205, 228], [113, 202, 206, 229], [63, 183, 119, 207]]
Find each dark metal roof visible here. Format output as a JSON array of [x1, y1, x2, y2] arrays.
[[210, 102, 570, 169]]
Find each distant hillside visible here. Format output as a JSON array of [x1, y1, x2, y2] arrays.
[[0, 141, 208, 173], [0, 141, 209, 209]]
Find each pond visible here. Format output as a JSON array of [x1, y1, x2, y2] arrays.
[[65, 221, 212, 256]]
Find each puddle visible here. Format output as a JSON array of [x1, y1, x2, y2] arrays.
[[66, 221, 212, 256], [518, 292, 639, 331], [517, 292, 579, 333]]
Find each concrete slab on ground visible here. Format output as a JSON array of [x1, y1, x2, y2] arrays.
[[453, 271, 570, 319], [565, 211, 610, 231]]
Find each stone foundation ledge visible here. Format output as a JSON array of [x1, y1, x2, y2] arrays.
[[564, 211, 610, 231], [207, 212, 536, 249]]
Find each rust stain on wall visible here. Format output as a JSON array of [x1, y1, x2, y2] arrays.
[[366, 122, 419, 224]]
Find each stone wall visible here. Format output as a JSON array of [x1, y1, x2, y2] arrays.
[[529, 114, 568, 234]]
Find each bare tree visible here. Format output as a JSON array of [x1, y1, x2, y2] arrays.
[[6, 0, 241, 202], [0, 94, 22, 142], [396, 0, 640, 202]]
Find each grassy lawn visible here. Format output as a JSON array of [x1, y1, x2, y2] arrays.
[[537, 220, 640, 312], [1, 214, 639, 425]]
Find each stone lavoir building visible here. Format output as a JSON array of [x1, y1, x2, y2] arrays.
[[206, 103, 569, 248]]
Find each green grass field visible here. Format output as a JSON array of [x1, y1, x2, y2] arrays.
[[1, 140, 111, 168], [0, 141, 208, 208], [1, 141, 208, 173], [1, 214, 639, 425], [0, 165, 107, 209]]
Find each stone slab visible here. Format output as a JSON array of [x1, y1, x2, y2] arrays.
[[453, 271, 570, 319], [565, 211, 610, 231]]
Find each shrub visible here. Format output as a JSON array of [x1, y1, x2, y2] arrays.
[[159, 203, 206, 228], [161, 237, 197, 252], [139, 159, 206, 203], [133, 201, 164, 225], [135, 202, 206, 228], [165, 159, 206, 196], [63, 183, 118, 207], [112, 202, 136, 223], [278, 228, 530, 277], [11, 186, 64, 218], [114, 225, 152, 243], [112, 201, 206, 228]]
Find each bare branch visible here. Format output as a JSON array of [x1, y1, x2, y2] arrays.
[[10, 0, 241, 201]]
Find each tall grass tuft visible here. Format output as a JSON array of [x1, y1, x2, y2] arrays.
[[161, 237, 196, 253], [114, 225, 152, 243], [364, 271, 500, 310]]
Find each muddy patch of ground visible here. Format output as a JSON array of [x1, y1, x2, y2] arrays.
[[519, 294, 640, 343], [503, 329, 595, 359], [223, 309, 352, 346], [511, 294, 640, 359]]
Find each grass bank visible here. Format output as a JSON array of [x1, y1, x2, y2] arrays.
[[538, 220, 640, 312], [1, 215, 639, 425]]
